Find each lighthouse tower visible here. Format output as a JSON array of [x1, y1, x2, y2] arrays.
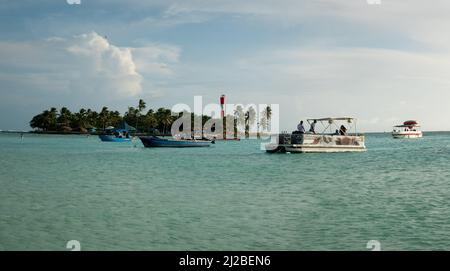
[[220, 94, 225, 139]]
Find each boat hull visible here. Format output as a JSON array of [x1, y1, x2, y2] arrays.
[[139, 136, 212, 148], [214, 138, 241, 141], [265, 133, 366, 153], [99, 135, 131, 142], [392, 132, 423, 139]]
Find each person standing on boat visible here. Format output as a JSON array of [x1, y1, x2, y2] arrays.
[[297, 121, 305, 133], [309, 120, 317, 134], [339, 125, 347, 136]]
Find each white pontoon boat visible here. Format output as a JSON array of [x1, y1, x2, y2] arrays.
[[392, 120, 422, 139], [265, 117, 366, 153]]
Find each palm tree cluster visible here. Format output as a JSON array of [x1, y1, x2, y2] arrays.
[[234, 105, 272, 138], [30, 100, 272, 137], [30, 99, 177, 134]]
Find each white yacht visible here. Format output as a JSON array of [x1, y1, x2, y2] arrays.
[[392, 120, 422, 139]]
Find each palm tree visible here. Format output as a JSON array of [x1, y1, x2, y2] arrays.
[[142, 109, 157, 132], [244, 106, 256, 139], [30, 107, 57, 131], [71, 108, 89, 133], [265, 106, 272, 130], [138, 99, 146, 113], [124, 106, 138, 130], [109, 110, 122, 128], [155, 108, 173, 134], [57, 107, 72, 128], [46, 107, 58, 131], [86, 109, 99, 129], [234, 105, 245, 136], [30, 112, 45, 130], [260, 105, 272, 132], [99, 106, 110, 130], [135, 99, 146, 132]]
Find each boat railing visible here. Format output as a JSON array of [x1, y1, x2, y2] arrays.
[[276, 132, 364, 145]]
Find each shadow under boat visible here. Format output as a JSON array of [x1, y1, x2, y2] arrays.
[[139, 136, 214, 148]]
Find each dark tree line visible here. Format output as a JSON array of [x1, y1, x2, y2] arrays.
[[30, 99, 180, 134], [30, 99, 271, 137]]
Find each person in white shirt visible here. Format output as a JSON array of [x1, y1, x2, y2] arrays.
[[297, 121, 305, 133]]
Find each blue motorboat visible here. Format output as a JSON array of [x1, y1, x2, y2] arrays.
[[99, 129, 132, 142], [99, 134, 132, 142], [139, 136, 213, 148]]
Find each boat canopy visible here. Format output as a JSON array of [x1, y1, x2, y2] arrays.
[[105, 122, 136, 132], [117, 121, 136, 131], [307, 117, 355, 123], [403, 120, 418, 126], [394, 120, 420, 128], [305, 117, 360, 135]]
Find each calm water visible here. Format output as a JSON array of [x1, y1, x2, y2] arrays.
[[1, 132, 450, 251]]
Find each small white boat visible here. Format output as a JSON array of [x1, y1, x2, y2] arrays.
[[265, 117, 366, 153], [392, 120, 423, 139]]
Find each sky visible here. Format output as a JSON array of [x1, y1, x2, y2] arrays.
[[1, 0, 450, 132]]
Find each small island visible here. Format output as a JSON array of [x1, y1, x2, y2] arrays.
[[28, 99, 271, 138], [29, 99, 177, 135]]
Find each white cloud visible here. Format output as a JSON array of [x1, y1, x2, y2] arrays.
[[0, 32, 182, 129], [131, 44, 180, 76], [65, 32, 143, 97], [161, 0, 450, 51], [234, 47, 450, 131], [2, 1, 450, 131], [0, 32, 180, 104]]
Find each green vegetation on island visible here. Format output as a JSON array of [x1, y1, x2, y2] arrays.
[[29, 100, 272, 137], [30, 100, 188, 135]]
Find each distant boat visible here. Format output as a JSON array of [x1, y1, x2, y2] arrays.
[[99, 134, 132, 142], [392, 120, 423, 139], [99, 128, 132, 142], [139, 136, 213, 148]]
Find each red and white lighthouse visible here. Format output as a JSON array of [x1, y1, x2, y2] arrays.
[[220, 94, 225, 118]]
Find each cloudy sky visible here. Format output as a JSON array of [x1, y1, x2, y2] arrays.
[[1, 0, 450, 132]]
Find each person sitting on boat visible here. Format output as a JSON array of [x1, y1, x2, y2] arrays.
[[309, 120, 317, 134], [333, 129, 340, 135], [339, 125, 347, 136], [297, 121, 306, 134]]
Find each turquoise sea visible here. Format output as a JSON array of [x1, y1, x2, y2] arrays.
[[1, 132, 450, 251]]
